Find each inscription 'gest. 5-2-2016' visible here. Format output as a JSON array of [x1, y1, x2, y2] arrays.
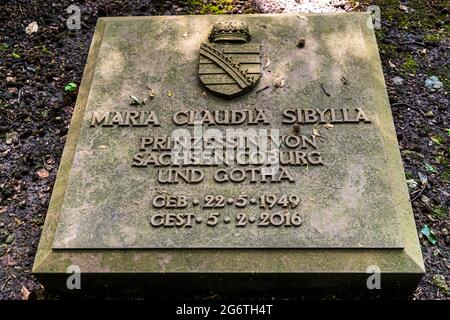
[[150, 212, 302, 228]]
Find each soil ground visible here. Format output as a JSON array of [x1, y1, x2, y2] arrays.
[[0, 0, 448, 300]]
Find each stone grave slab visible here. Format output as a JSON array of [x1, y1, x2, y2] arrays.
[[33, 13, 424, 296]]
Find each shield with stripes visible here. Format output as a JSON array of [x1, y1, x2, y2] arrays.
[[198, 21, 261, 99]]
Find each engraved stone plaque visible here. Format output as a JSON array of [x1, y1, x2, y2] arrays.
[[34, 15, 423, 296], [49, 15, 405, 249]]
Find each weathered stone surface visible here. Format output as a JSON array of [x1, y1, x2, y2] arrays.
[[33, 14, 424, 295]]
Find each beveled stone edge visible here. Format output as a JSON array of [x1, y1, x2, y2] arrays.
[[32, 18, 108, 272], [358, 13, 424, 273], [32, 14, 425, 278]]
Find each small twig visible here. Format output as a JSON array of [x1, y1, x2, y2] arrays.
[[391, 102, 426, 116], [410, 187, 426, 202], [424, 1, 434, 10], [391, 102, 413, 108], [42, 156, 52, 171], [1, 167, 16, 188], [256, 86, 269, 94], [0, 276, 11, 291], [401, 41, 427, 47], [381, 20, 393, 28], [320, 83, 330, 96]]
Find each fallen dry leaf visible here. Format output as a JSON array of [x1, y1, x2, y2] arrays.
[[399, 4, 409, 12], [264, 57, 271, 69], [14, 217, 23, 226], [312, 126, 322, 137], [147, 87, 155, 98], [25, 21, 38, 35], [21, 286, 30, 300], [275, 78, 285, 88], [0, 206, 7, 214], [1, 254, 17, 267], [36, 168, 49, 179], [7, 87, 17, 94], [129, 95, 141, 106]]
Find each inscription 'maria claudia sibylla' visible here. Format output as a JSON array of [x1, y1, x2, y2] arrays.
[[199, 21, 261, 99]]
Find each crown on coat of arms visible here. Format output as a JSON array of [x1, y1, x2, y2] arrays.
[[208, 21, 251, 43]]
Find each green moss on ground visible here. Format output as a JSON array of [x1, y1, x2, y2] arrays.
[[190, 0, 234, 14], [359, 0, 449, 32], [405, 172, 414, 180], [401, 53, 418, 74], [432, 206, 448, 220], [432, 274, 449, 294], [441, 172, 450, 183], [423, 33, 446, 43], [350, 0, 449, 89]]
